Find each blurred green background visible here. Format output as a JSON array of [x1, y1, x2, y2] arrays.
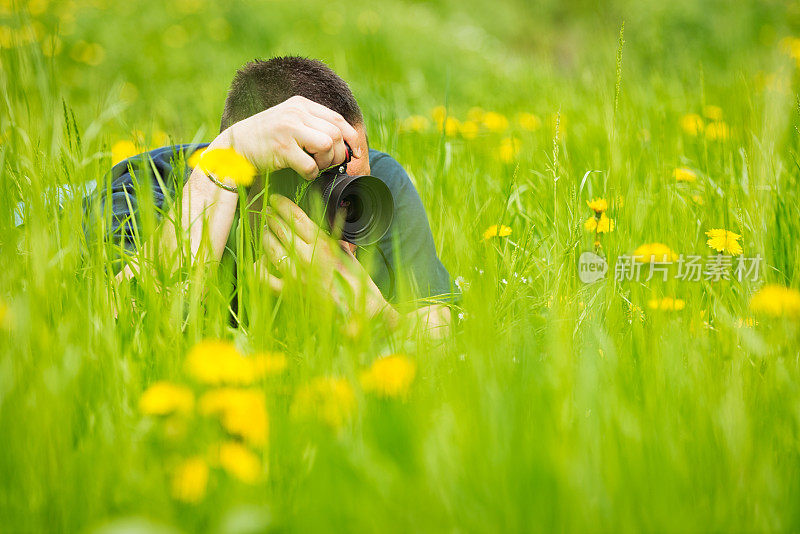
[[3, 0, 798, 141]]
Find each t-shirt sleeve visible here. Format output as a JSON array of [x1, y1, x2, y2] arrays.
[[83, 144, 202, 265], [367, 151, 456, 304]]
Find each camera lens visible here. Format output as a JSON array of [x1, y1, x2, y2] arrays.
[[339, 194, 364, 223], [316, 173, 393, 246]]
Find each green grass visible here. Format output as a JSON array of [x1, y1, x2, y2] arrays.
[[2, 0, 800, 531]]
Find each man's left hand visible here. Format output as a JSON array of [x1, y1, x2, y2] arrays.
[[256, 194, 397, 323]]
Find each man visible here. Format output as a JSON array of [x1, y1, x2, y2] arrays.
[[96, 56, 454, 336]]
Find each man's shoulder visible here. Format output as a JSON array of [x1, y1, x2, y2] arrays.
[[368, 149, 413, 191], [368, 148, 401, 173], [110, 142, 208, 179]]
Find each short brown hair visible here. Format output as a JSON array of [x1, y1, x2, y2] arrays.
[[219, 56, 363, 132]]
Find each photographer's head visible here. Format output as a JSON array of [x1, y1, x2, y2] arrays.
[[220, 56, 370, 177]]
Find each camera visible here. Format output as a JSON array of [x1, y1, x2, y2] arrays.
[[302, 145, 394, 246]]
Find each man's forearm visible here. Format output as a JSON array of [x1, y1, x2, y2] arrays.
[[178, 166, 239, 263], [116, 137, 240, 282]]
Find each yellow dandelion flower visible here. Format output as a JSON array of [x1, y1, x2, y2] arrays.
[[437, 116, 461, 137], [111, 140, 138, 165], [360, 355, 417, 398], [0, 27, 13, 49], [171, 456, 208, 504], [28, 0, 47, 16], [186, 340, 245, 384], [704, 121, 730, 141], [482, 224, 512, 240], [633, 243, 679, 263], [498, 137, 520, 163], [779, 36, 800, 64], [584, 214, 615, 233], [186, 340, 275, 385], [139, 381, 194, 416], [199, 388, 268, 447], [779, 36, 794, 54], [187, 147, 206, 168], [197, 148, 256, 186], [516, 112, 542, 131], [680, 113, 704, 136], [198, 388, 238, 414], [249, 351, 288, 376], [692, 194, 705, 205], [599, 216, 615, 233], [399, 115, 430, 133], [467, 107, 485, 122], [779, 36, 800, 54], [483, 111, 509, 133], [69, 40, 105, 66], [218, 441, 261, 484], [705, 229, 743, 256], [703, 105, 723, 121], [459, 120, 480, 140], [749, 284, 800, 318], [291, 377, 356, 429], [647, 297, 686, 311], [586, 198, 608, 214], [430, 105, 447, 124], [674, 167, 697, 182]]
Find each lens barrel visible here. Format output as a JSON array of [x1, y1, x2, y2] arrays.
[[312, 172, 394, 246]]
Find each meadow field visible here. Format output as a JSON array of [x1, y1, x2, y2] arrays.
[[2, 0, 800, 531]]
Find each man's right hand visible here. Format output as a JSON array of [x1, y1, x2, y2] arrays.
[[209, 95, 361, 181]]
